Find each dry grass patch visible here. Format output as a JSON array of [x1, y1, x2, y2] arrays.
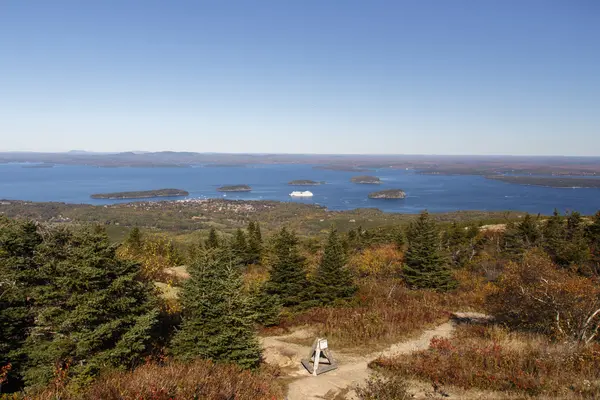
[[27, 360, 284, 400], [371, 325, 600, 398], [275, 279, 477, 350]]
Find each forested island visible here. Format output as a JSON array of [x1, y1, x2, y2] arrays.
[[368, 189, 406, 199], [487, 175, 600, 188], [90, 189, 189, 199], [351, 175, 382, 184], [288, 180, 324, 186], [217, 185, 252, 192]]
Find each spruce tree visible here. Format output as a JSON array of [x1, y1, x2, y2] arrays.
[[266, 227, 309, 307], [517, 213, 541, 247], [0, 218, 42, 392], [232, 228, 249, 264], [249, 282, 281, 327], [125, 227, 143, 253], [166, 239, 182, 266], [403, 211, 456, 291], [502, 215, 541, 259], [312, 227, 357, 305], [172, 248, 261, 369], [247, 221, 262, 264], [393, 227, 405, 249], [588, 211, 600, 245], [22, 227, 159, 388], [444, 222, 469, 266], [561, 211, 590, 267], [542, 209, 565, 261], [502, 222, 525, 259], [588, 211, 600, 273], [205, 227, 220, 249]]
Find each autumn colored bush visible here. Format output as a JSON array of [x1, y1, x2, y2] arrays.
[[27, 359, 284, 400], [486, 249, 600, 342], [117, 233, 182, 282], [371, 325, 600, 398], [347, 244, 403, 278], [354, 373, 412, 400], [278, 279, 459, 349]]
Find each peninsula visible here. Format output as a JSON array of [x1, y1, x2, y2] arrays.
[[351, 175, 382, 184], [217, 185, 252, 192], [288, 180, 324, 186], [90, 189, 189, 200], [487, 175, 600, 188], [368, 189, 406, 199]]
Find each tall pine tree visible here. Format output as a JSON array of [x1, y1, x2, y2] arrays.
[[232, 228, 249, 264], [125, 227, 143, 253], [22, 226, 159, 388], [588, 211, 600, 245], [266, 228, 309, 307], [588, 211, 600, 274], [172, 248, 261, 369], [312, 227, 357, 305], [0, 218, 42, 392], [247, 221, 263, 265], [248, 282, 281, 327], [503, 214, 541, 259], [561, 211, 590, 268], [403, 211, 456, 291], [205, 227, 220, 249], [517, 213, 541, 247], [542, 209, 565, 261]]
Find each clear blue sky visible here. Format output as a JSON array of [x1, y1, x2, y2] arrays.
[[1, 1, 598, 155]]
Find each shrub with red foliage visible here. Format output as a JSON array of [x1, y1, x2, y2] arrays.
[[28, 359, 284, 400], [277, 279, 470, 349], [371, 325, 600, 397]]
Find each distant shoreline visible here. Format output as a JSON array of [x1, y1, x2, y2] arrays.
[[2, 153, 600, 177], [486, 175, 600, 188]]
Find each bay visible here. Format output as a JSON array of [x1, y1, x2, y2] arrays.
[[1, 163, 599, 214]]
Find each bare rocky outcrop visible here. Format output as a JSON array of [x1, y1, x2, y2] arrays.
[[451, 312, 495, 325]]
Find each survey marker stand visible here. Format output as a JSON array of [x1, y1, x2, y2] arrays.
[[301, 338, 338, 376]]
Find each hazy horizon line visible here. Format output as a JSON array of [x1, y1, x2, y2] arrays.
[[1, 150, 600, 159]]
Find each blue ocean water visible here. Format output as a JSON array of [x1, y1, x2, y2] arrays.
[[0, 163, 599, 214]]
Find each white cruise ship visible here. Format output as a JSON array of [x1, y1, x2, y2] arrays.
[[289, 190, 314, 197]]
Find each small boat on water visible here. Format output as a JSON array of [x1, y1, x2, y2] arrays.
[[290, 190, 314, 197]]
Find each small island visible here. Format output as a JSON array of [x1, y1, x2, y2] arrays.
[[368, 189, 406, 199], [91, 188, 189, 200], [217, 185, 252, 192], [351, 175, 382, 184], [288, 180, 324, 186]]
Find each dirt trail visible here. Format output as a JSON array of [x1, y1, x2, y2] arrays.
[[261, 322, 456, 400]]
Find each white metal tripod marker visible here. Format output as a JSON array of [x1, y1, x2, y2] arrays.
[[301, 337, 338, 376]]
